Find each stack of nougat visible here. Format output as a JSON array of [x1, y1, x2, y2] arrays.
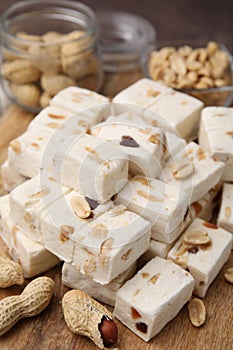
[[1, 79, 232, 342]]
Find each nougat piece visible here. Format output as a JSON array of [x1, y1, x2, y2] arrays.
[[190, 182, 222, 222], [1, 160, 28, 191], [160, 142, 224, 203], [28, 104, 104, 133], [115, 175, 190, 243], [28, 105, 74, 131], [91, 119, 164, 178], [168, 218, 233, 297], [217, 183, 233, 237], [13, 228, 60, 278], [72, 205, 151, 284], [62, 261, 136, 306], [112, 78, 171, 107], [0, 197, 60, 278], [198, 106, 233, 182], [53, 134, 129, 202], [113, 257, 194, 341], [40, 190, 113, 262], [113, 78, 203, 139], [8, 126, 54, 178], [9, 172, 71, 242], [147, 90, 203, 139], [49, 86, 110, 120]]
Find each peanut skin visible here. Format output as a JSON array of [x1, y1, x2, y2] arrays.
[[0, 276, 54, 336], [0, 253, 24, 288]]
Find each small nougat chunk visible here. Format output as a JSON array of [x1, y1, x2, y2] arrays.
[[40, 190, 113, 262], [116, 175, 190, 243], [198, 106, 233, 182], [0, 196, 60, 278], [72, 205, 151, 284], [113, 78, 171, 107], [190, 182, 222, 222], [113, 257, 194, 341], [8, 126, 54, 178], [13, 229, 60, 278], [49, 86, 110, 119], [113, 78, 203, 139], [147, 89, 203, 140], [53, 134, 129, 202], [168, 218, 233, 297], [160, 142, 224, 203], [62, 261, 136, 306], [91, 119, 164, 178], [9, 172, 70, 242]]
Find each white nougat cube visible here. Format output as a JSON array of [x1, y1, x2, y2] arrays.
[[148, 90, 203, 140], [49, 86, 110, 119], [198, 106, 233, 182], [8, 127, 54, 178], [28, 106, 75, 131], [91, 119, 164, 178], [1, 160, 27, 191], [9, 172, 71, 242], [217, 183, 233, 237], [28, 104, 105, 134], [168, 218, 233, 297], [160, 142, 224, 203], [62, 261, 136, 306], [115, 175, 190, 243], [40, 190, 113, 262], [112, 78, 171, 107], [113, 257, 194, 341], [53, 134, 129, 202], [190, 182, 222, 222], [0, 197, 60, 278], [72, 206, 151, 284], [13, 229, 60, 278]]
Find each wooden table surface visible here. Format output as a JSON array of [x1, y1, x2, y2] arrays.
[[0, 1, 233, 349]]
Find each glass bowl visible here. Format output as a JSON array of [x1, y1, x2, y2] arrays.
[[0, 0, 103, 112], [178, 83, 233, 107], [146, 42, 233, 107]]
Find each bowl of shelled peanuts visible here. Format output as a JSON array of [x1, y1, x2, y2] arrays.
[[147, 41, 233, 106]]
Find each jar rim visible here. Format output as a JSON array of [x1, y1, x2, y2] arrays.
[[97, 10, 156, 56], [0, 0, 98, 47]]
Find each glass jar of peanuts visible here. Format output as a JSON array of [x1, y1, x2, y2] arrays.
[[0, 0, 103, 112], [147, 41, 233, 106], [97, 11, 156, 97]]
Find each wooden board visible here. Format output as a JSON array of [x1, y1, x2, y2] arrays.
[[0, 105, 233, 350]]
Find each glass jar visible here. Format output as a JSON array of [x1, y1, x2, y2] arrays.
[[0, 0, 103, 112], [97, 11, 156, 97]]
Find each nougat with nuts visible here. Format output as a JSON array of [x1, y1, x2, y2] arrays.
[[168, 218, 233, 297], [113, 257, 194, 341]]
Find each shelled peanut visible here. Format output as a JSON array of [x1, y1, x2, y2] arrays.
[[0, 276, 54, 336], [148, 42, 232, 105], [1, 30, 103, 109]]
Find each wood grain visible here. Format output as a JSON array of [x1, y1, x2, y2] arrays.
[[0, 106, 232, 350]]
